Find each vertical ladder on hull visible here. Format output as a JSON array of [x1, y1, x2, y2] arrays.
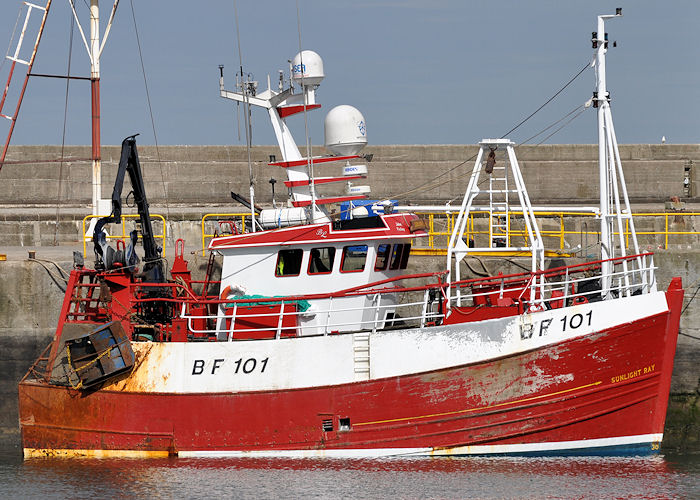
[[0, 0, 53, 171], [352, 332, 370, 381]]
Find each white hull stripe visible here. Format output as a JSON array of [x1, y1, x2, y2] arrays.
[[178, 433, 663, 458]]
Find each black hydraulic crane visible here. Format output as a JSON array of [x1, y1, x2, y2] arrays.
[[93, 135, 164, 283]]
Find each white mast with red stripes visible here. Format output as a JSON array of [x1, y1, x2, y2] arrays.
[[67, 0, 120, 217], [220, 50, 369, 227]]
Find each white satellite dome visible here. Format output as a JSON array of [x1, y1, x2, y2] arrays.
[[324, 105, 367, 156], [291, 50, 324, 86]]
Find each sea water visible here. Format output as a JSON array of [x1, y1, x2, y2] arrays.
[[0, 448, 698, 499]]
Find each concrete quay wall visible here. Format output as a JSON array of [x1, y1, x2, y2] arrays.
[[2, 143, 699, 208]]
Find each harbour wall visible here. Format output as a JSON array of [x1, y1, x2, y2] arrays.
[[1, 143, 698, 207], [1, 143, 698, 247]]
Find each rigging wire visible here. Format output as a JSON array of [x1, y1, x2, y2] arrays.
[[518, 104, 586, 145], [233, 0, 257, 231], [534, 107, 588, 145], [378, 60, 591, 203], [0, 7, 22, 75], [296, 0, 317, 215], [54, 11, 76, 246], [129, 0, 170, 221], [500, 62, 590, 139]]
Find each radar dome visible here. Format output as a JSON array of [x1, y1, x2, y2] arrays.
[[324, 105, 367, 156], [291, 50, 324, 86]]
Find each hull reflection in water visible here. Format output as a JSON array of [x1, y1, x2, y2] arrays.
[[6, 455, 698, 499]]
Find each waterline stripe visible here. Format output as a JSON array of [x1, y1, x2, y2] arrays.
[[24, 448, 171, 459], [179, 434, 663, 458], [24, 433, 663, 459]]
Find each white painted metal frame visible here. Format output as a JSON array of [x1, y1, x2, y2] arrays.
[[446, 139, 544, 306], [219, 67, 330, 223], [593, 10, 647, 297]]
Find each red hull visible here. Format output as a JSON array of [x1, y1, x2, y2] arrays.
[[18, 282, 682, 457]]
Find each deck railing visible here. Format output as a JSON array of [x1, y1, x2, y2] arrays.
[[167, 253, 655, 340]]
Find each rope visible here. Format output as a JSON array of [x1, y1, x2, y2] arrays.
[[679, 331, 700, 341], [54, 12, 76, 246], [129, 0, 170, 222], [27, 257, 69, 293], [680, 282, 700, 317]]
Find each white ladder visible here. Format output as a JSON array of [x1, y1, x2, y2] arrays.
[[446, 139, 545, 305], [0, 0, 53, 170]]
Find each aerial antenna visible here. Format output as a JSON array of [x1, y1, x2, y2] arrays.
[[296, 0, 319, 220], [233, 0, 256, 232]]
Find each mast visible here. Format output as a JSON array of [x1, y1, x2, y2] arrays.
[[90, 0, 101, 217], [68, 0, 120, 216], [593, 8, 644, 297]]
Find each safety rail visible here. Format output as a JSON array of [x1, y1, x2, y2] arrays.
[[449, 252, 655, 309], [82, 214, 167, 257], [58, 254, 654, 341], [201, 212, 256, 255], [415, 211, 700, 255], [152, 254, 654, 340]]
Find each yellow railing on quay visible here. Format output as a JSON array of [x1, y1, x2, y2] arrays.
[[414, 211, 700, 256], [195, 210, 699, 258], [201, 213, 255, 255], [82, 214, 167, 257]]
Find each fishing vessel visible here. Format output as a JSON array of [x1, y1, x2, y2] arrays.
[[17, 9, 683, 458]]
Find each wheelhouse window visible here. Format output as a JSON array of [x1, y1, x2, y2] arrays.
[[340, 245, 368, 273], [309, 247, 336, 275], [275, 249, 303, 277], [400, 243, 411, 268], [389, 243, 412, 270], [390, 244, 403, 270], [374, 244, 390, 271]]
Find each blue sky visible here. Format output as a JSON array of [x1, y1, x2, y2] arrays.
[[0, 0, 698, 146]]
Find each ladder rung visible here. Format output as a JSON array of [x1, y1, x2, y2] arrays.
[[26, 2, 48, 11], [6, 56, 29, 65], [1, 114, 14, 121]]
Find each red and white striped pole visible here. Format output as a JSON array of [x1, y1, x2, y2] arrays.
[[90, 0, 102, 216]]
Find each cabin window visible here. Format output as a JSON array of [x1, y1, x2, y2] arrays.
[[389, 244, 403, 270], [275, 249, 303, 277], [309, 247, 336, 275], [340, 245, 368, 273], [387, 243, 411, 270], [374, 244, 390, 271], [400, 243, 411, 269]]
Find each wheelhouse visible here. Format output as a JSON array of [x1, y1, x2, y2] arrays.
[[209, 213, 427, 335]]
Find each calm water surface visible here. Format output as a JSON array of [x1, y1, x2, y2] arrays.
[[0, 448, 698, 499]]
